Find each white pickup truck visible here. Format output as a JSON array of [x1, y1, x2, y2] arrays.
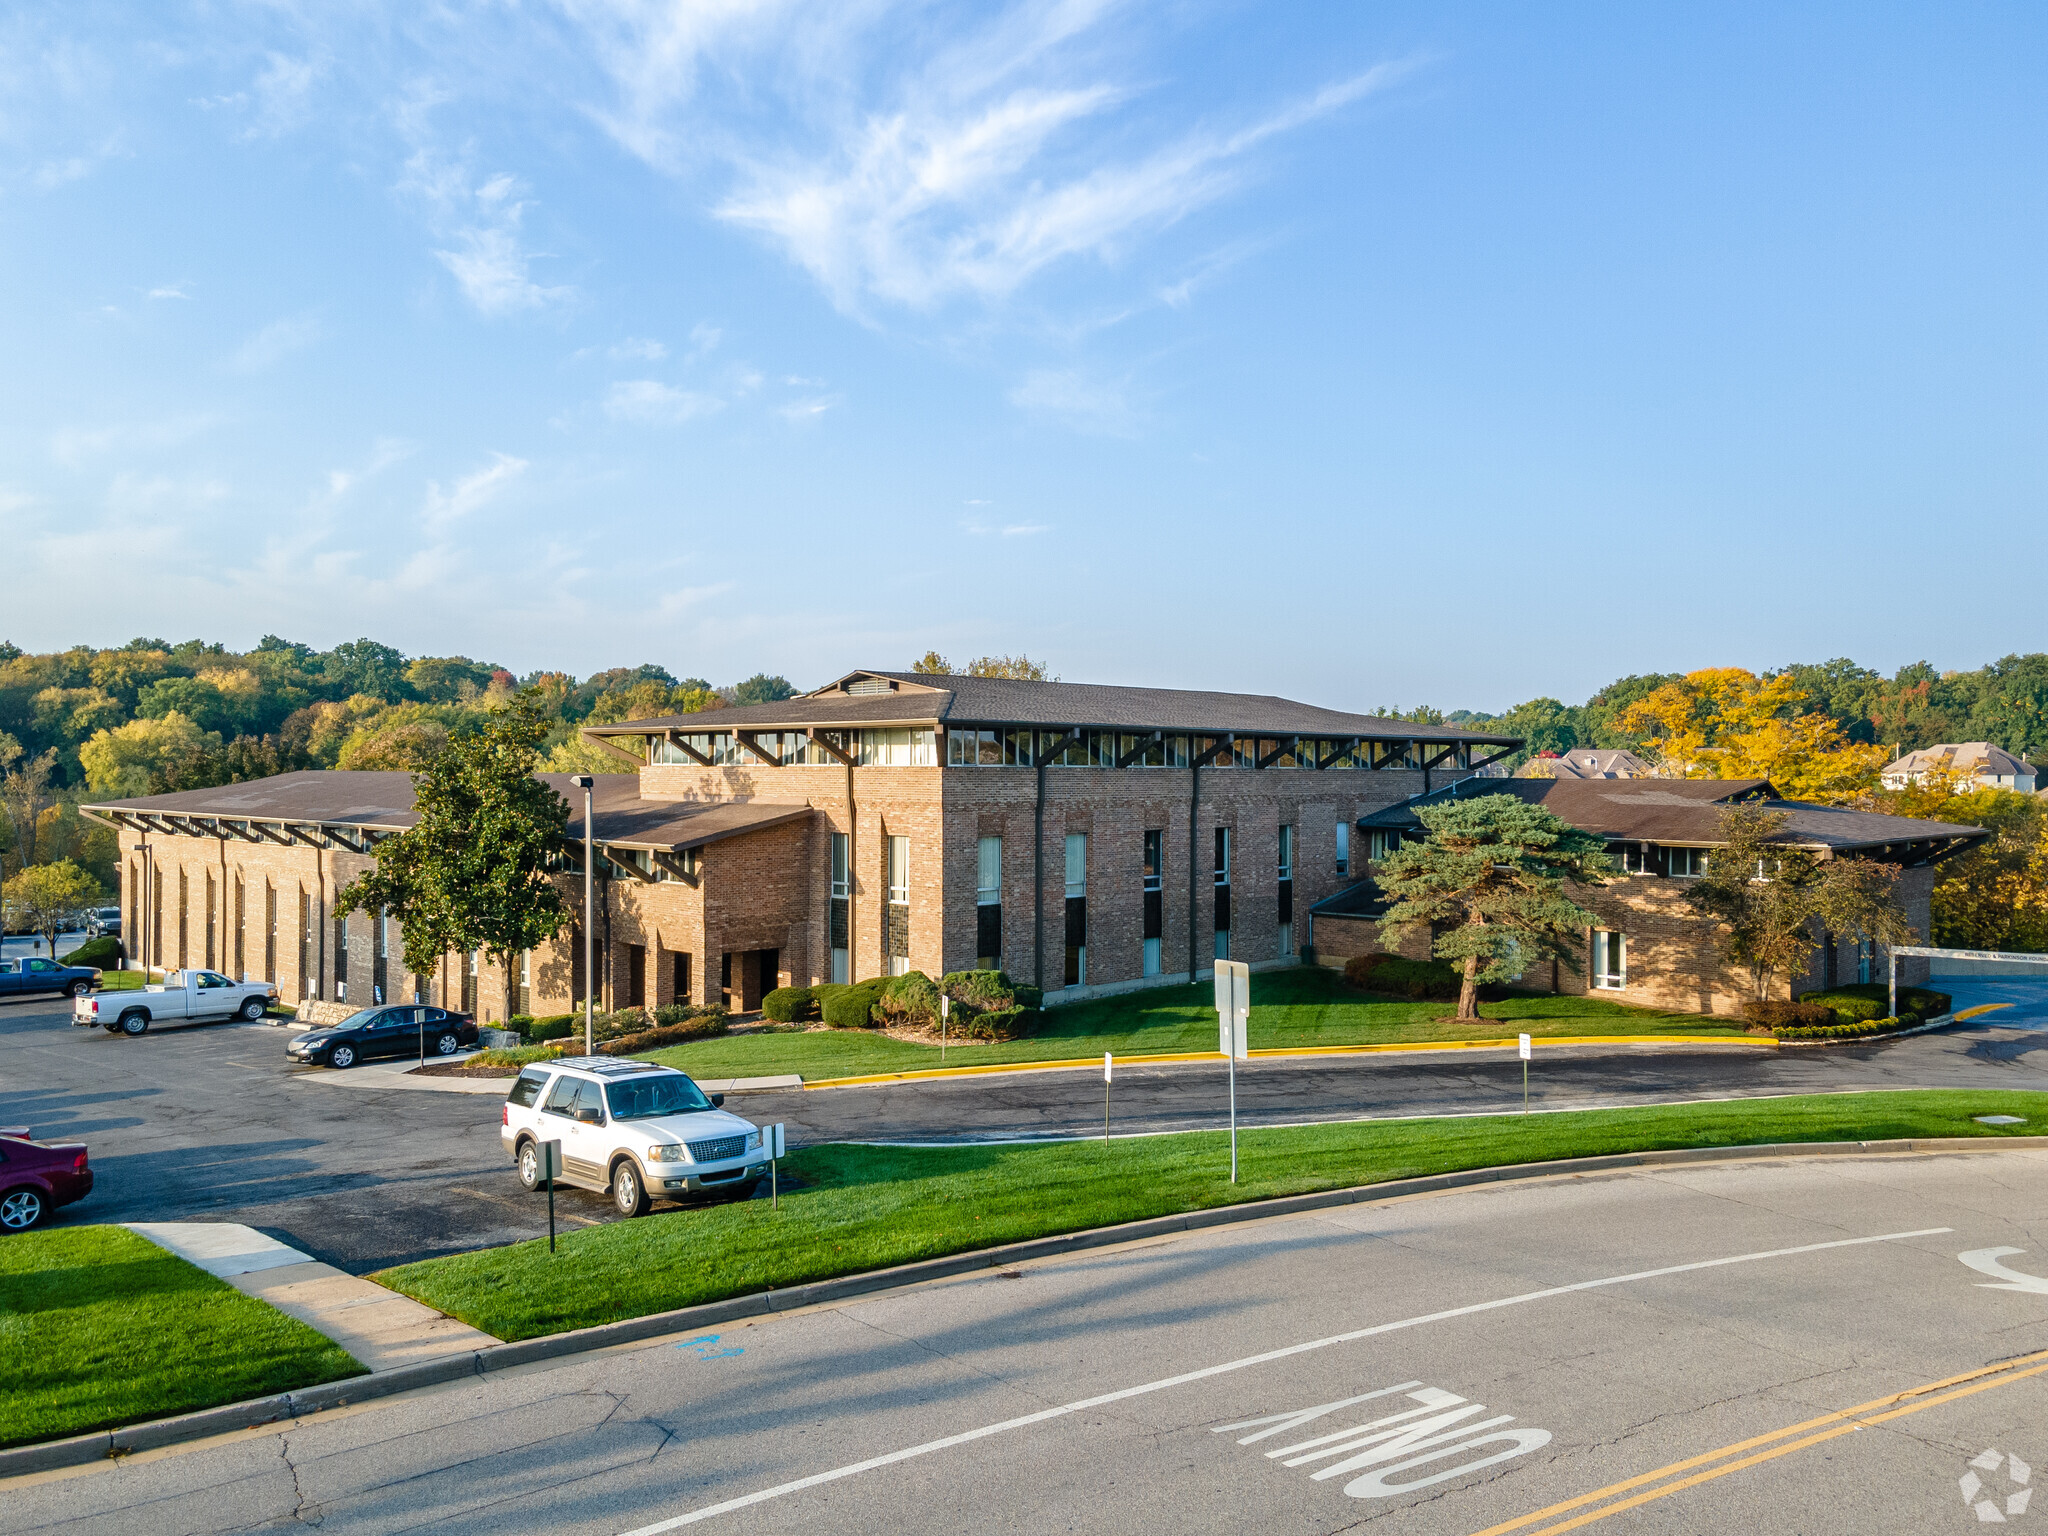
[[73, 970, 279, 1036]]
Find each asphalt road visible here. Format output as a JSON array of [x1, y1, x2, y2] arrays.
[[13, 985, 2048, 1274], [12, 1147, 2048, 1534]]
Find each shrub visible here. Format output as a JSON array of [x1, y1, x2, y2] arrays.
[[470, 1044, 565, 1068], [527, 1014, 578, 1042], [955, 1005, 1039, 1041], [1796, 981, 1950, 1019], [59, 934, 124, 969], [1013, 984, 1043, 1010], [878, 970, 942, 1027], [1772, 1014, 1921, 1041], [1792, 991, 1886, 1024], [601, 1009, 731, 1053], [822, 978, 889, 1028], [762, 986, 818, 1023], [1741, 1000, 1837, 1028], [933, 970, 1041, 1038], [940, 970, 1016, 1011], [1346, 954, 1459, 1000]]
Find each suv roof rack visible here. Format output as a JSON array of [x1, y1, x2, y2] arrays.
[[566, 1058, 671, 1076]]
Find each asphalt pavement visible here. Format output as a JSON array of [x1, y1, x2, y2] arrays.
[[11, 1147, 2048, 1534], [14, 983, 2048, 1274]]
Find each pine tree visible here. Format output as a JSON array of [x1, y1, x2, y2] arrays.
[[1376, 795, 1613, 1020]]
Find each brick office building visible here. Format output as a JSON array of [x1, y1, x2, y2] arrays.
[[1308, 777, 1987, 1017], [83, 669, 1518, 1021]]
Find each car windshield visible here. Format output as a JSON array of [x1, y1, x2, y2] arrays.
[[336, 1008, 383, 1029], [605, 1074, 713, 1120]]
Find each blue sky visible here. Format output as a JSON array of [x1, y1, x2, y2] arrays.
[[4, 2, 2044, 712]]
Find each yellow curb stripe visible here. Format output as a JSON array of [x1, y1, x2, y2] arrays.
[[800, 1035, 1764, 1089], [1955, 1003, 2013, 1021], [1468, 1347, 2048, 1536]]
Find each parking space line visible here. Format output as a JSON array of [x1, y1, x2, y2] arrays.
[[614, 1225, 1949, 1534], [1471, 1347, 2048, 1535]]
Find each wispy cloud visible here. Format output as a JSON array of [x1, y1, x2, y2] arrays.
[[603, 379, 724, 425], [610, 336, 667, 361], [422, 452, 527, 532], [778, 393, 840, 422], [1008, 367, 1140, 435], [557, 2, 1409, 318], [147, 284, 190, 301], [965, 515, 1050, 537], [228, 313, 322, 372], [402, 131, 574, 316], [657, 579, 739, 617]]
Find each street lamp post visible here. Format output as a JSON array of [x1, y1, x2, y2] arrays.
[[571, 776, 595, 1058]]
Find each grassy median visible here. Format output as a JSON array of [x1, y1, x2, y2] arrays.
[[638, 966, 1743, 1082], [376, 1089, 2044, 1342], [0, 1227, 363, 1448]]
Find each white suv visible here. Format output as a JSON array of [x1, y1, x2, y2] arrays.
[[501, 1058, 766, 1216]]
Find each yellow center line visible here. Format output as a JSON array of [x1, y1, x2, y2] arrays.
[[1955, 1003, 2013, 1021], [1470, 1348, 2048, 1536]]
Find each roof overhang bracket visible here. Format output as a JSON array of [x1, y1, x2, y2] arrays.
[[1190, 734, 1236, 770], [1035, 730, 1083, 768], [1422, 744, 1460, 772], [735, 731, 782, 767], [649, 850, 700, 887], [1256, 736, 1299, 770], [1115, 732, 1163, 769], [598, 846, 652, 882], [1469, 745, 1517, 772], [661, 729, 712, 767], [580, 728, 649, 767], [807, 728, 854, 767], [1316, 737, 1360, 771]]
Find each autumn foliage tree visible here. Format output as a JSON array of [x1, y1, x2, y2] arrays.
[[1618, 668, 1889, 802], [1376, 795, 1613, 1020]]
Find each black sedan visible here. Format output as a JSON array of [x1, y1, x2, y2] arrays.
[[286, 1005, 478, 1069]]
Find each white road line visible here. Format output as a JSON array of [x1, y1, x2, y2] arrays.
[[615, 1224, 1952, 1534]]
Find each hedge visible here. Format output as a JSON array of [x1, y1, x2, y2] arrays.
[[1796, 982, 1951, 1021], [822, 978, 889, 1029], [1741, 1000, 1837, 1028], [526, 1014, 579, 1043], [58, 934, 124, 969], [762, 986, 818, 1023], [1773, 1013, 1921, 1042], [1344, 953, 1461, 1001]]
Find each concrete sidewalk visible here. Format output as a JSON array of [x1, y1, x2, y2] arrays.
[[126, 1222, 499, 1369], [289, 1055, 802, 1096]]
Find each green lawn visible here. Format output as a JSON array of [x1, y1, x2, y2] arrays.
[[0, 1226, 363, 1448], [639, 966, 1744, 1082], [376, 1088, 2042, 1342]]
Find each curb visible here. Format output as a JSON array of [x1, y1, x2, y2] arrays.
[[10, 1130, 2047, 1479], [800, 1034, 1771, 1089], [1773, 1012, 1966, 1050]]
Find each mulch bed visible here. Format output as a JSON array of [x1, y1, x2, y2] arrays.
[[411, 1060, 520, 1078]]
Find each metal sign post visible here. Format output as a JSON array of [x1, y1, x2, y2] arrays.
[[539, 1139, 563, 1252], [1215, 960, 1250, 1182], [940, 994, 950, 1064], [1519, 1033, 1532, 1114], [1104, 1052, 1113, 1148], [770, 1122, 786, 1210]]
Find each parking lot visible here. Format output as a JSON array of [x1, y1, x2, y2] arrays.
[[0, 991, 633, 1272]]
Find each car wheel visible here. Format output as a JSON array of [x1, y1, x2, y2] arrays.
[[119, 1011, 149, 1037], [517, 1140, 546, 1191], [0, 1188, 46, 1232], [435, 1031, 460, 1055], [238, 997, 266, 1021], [329, 1043, 356, 1069], [612, 1160, 650, 1217], [65, 979, 88, 998]]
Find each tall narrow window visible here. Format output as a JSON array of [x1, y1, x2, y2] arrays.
[[1335, 821, 1350, 876], [829, 831, 851, 984], [1592, 930, 1626, 990], [1213, 827, 1232, 961], [1142, 830, 1164, 977], [334, 913, 349, 1000], [673, 951, 693, 1005], [265, 883, 276, 984], [373, 907, 390, 1003], [205, 874, 216, 970], [178, 870, 189, 968], [234, 876, 246, 980], [1277, 824, 1295, 958], [976, 835, 1003, 970], [300, 888, 313, 999], [1063, 833, 1088, 987], [884, 835, 910, 976], [626, 944, 645, 1008], [463, 948, 479, 1014]]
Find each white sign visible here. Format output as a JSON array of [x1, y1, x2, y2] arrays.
[[1104, 1052, 1113, 1083], [538, 1139, 563, 1180], [1216, 959, 1251, 1059], [940, 995, 950, 1020], [769, 1123, 786, 1159], [1518, 1033, 1532, 1061]]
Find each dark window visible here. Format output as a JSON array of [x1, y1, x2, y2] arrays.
[[673, 951, 692, 1004], [508, 1069, 551, 1109], [627, 944, 646, 1008]]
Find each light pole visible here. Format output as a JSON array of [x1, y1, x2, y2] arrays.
[[571, 776, 595, 1058]]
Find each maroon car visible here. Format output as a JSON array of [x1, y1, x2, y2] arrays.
[[0, 1127, 92, 1232]]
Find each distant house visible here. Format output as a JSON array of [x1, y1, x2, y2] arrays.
[[1516, 748, 1653, 780], [1308, 777, 1985, 1017], [1882, 742, 2038, 794]]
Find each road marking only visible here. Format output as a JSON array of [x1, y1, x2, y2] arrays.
[[613, 1225, 1951, 1534]]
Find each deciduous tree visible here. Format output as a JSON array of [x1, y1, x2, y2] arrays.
[[1376, 795, 1613, 1020], [338, 693, 570, 1018], [3, 859, 102, 954], [1619, 668, 1888, 802], [1683, 804, 1913, 1000]]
